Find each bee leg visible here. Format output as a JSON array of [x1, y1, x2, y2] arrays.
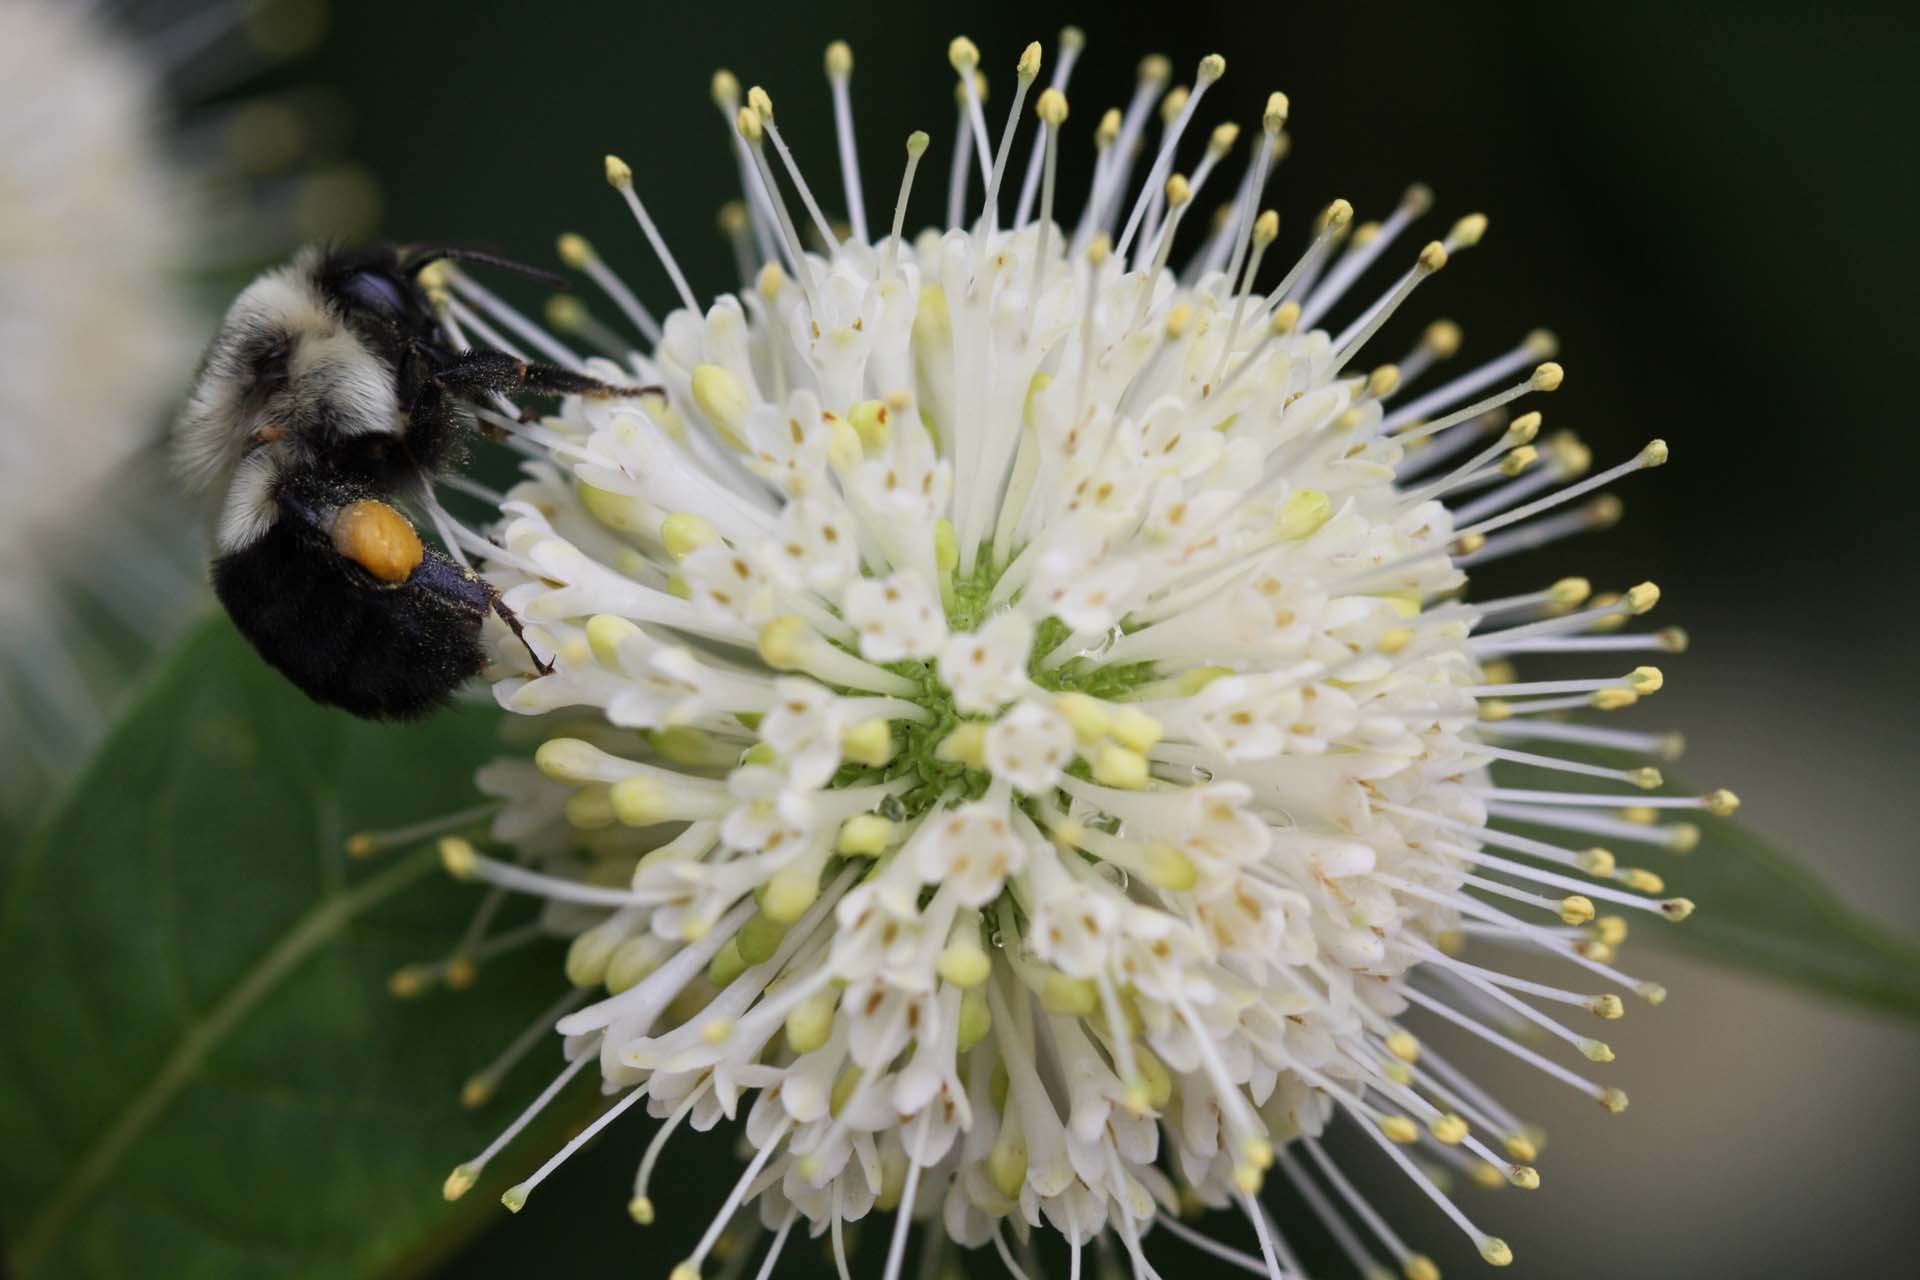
[[486, 588, 555, 676], [432, 348, 662, 402]]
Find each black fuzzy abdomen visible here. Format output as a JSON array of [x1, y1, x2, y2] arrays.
[[211, 521, 485, 719]]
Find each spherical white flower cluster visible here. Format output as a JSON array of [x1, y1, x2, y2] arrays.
[[403, 30, 1734, 1279]]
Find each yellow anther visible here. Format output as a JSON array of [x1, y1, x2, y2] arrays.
[[936, 940, 992, 987], [1415, 323, 1460, 364], [1704, 788, 1741, 816], [544, 295, 588, 334], [1378, 627, 1413, 655], [1110, 706, 1163, 753], [763, 866, 821, 924], [841, 718, 895, 767], [1271, 299, 1302, 334], [1580, 1038, 1615, 1063], [1640, 438, 1670, 467], [1141, 843, 1198, 891], [1454, 531, 1486, 555], [1660, 897, 1696, 921], [837, 814, 894, 857], [1548, 577, 1591, 608], [555, 232, 593, 270], [603, 154, 634, 188], [906, 129, 930, 158], [1092, 744, 1150, 790], [610, 777, 669, 827], [1598, 1087, 1631, 1114], [1618, 867, 1665, 895], [1590, 688, 1639, 711], [1629, 766, 1664, 791], [1262, 90, 1289, 133], [1417, 240, 1449, 272], [734, 105, 764, 144], [1381, 1115, 1421, 1144], [659, 512, 719, 561], [1448, 213, 1489, 250], [1178, 666, 1232, 695], [387, 965, 433, 999], [1251, 209, 1281, 248], [1096, 107, 1122, 149], [1055, 691, 1112, 742], [1628, 665, 1664, 695], [628, 1194, 655, 1224], [1429, 1113, 1469, 1144], [1588, 993, 1625, 1020], [1594, 915, 1629, 946], [1499, 446, 1537, 477], [710, 69, 740, 108], [756, 261, 784, 301], [1666, 822, 1701, 852], [1164, 172, 1192, 208], [746, 85, 774, 121], [1504, 411, 1542, 446], [1016, 41, 1043, 80], [947, 35, 981, 72], [1035, 87, 1068, 126], [1576, 848, 1616, 876], [499, 1184, 528, 1213], [690, 363, 751, 446], [785, 990, 837, 1054], [1468, 1161, 1506, 1190], [1403, 1254, 1440, 1280], [936, 722, 988, 769], [1208, 121, 1241, 156], [438, 836, 477, 880], [1478, 698, 1512, 722], [1196, 52, 1227, 82], [824, 40, 853, 77], [756, 616, 811, 670], [1042, 971, 1098, 1015], [1322, 197, 1354, 231], [1385, 1031, 1420, 1062], [1587, 494, 1625, 528], [1503, 1133, 1538, 1163], [1274, 491, 1336, 545], [442, 1162, 480, 1202], [1165, 302, 1195, 337], [957, 985, 992, 1051], [1559, 895, 1596, 926], [1479, 1237, 1513, 1267]]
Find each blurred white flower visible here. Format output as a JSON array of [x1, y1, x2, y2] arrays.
[[0, 0, 370, 818], [393, 29, 1735, 1280]]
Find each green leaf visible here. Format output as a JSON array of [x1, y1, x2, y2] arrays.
[[0, 617, 580, 1279], [1497, 756, 1920, 1020]]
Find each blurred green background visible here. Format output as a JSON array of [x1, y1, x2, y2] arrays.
[[11, 0, 1915, 1276]]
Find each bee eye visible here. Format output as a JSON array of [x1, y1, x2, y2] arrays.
[[340, 269, 409, 317], [251, 335, 291, 388]]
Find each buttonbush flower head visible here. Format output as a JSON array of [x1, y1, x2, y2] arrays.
[[390, 29, 1735, 1279]]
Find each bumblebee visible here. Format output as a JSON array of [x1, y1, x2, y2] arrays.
[[174, 243, 648, 717]]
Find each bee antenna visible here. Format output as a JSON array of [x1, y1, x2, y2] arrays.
[[399, 246, 569, 289]]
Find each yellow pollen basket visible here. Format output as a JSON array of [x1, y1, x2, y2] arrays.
[[332, 499, 424, 584]]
